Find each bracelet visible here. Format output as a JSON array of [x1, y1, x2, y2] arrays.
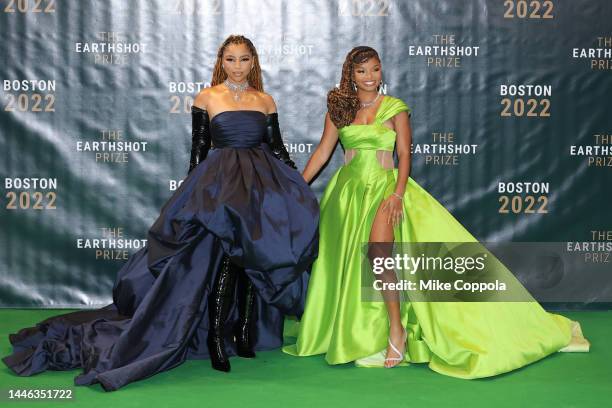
[[391, 192, 404, 200]]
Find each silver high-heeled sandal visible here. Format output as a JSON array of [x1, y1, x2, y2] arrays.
[[384, 327, 407, 368]]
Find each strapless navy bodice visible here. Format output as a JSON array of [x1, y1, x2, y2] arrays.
[[1, 107, 319, 392], [210, 110, 267, 148]]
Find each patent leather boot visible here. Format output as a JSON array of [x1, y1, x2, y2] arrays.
[[207, 255, 237, 372], [234, 271, 257, 358]]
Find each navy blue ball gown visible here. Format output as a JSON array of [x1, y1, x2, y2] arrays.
[[2, 110, 319, 391]]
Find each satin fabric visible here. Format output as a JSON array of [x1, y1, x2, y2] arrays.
[[283, 95, 588, 378], [3, 110, 319, 391]]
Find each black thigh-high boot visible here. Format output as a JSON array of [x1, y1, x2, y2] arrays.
[[207, 255, 237, 372], [234, 269, 257, 358]]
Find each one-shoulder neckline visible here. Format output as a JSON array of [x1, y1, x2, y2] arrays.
[[348, 95, 388, 127], [209, 110, 269, 123]]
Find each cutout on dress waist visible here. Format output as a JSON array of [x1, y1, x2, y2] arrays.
[[344, 149, 395, 169]]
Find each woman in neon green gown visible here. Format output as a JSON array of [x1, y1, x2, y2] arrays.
[[283, 46, 589, 378]]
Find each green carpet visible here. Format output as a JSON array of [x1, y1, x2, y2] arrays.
[[0, 309, 609, 408]]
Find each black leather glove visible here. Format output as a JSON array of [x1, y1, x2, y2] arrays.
[[264, 112, 297, 169], [188, 105, 211, 174]]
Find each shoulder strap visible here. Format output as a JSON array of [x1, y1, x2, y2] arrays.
[[378, 96, 411, 123]]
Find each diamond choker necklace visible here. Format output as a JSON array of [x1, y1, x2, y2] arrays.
[[224, 78, 249, 101]]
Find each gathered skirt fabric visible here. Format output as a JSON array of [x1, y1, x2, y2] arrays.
[[3, 143, 319, 391], [283, 153, 587, 378]]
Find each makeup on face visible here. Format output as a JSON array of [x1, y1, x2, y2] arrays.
[[223, 43, 253, 82], [353, 58, 382, 90]]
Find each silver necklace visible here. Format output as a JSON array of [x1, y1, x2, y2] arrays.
[[360, 93, 380, 109], [224, 78, 249, 102]]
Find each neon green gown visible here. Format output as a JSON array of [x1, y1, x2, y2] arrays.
[[283, 95, 589, 378]]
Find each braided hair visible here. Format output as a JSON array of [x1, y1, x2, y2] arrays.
[[211, 34, 264, 92], [327, 46, 381, 128]]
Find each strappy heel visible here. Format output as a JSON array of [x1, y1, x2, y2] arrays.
[[384, 327, 407, 368]]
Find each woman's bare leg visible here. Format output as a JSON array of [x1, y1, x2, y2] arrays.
[[368, 200, 405, 367]]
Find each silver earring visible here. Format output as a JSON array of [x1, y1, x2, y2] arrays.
[[352, 82, 357, 92]]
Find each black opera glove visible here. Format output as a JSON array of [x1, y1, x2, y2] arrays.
[[188, 105, 212, 175], [264, 113, 297, 170]]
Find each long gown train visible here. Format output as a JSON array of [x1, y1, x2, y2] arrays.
[[282, 95, 589, 378], [3, 110, 319, 391]]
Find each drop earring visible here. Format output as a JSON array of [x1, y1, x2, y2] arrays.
[[352, 81, 357, 92]]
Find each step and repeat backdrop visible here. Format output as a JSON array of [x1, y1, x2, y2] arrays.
[[1, 0, 610, 308]]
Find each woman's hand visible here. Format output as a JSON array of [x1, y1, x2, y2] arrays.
[[302, 112, 339, 184], [381, 194, 405, 226]]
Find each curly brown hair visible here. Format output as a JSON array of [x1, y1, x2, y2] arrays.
[[327, 46, 381, 128], [211, 34, 264, 92]]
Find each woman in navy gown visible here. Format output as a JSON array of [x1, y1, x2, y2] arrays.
[[2, 34, 319, 391]]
